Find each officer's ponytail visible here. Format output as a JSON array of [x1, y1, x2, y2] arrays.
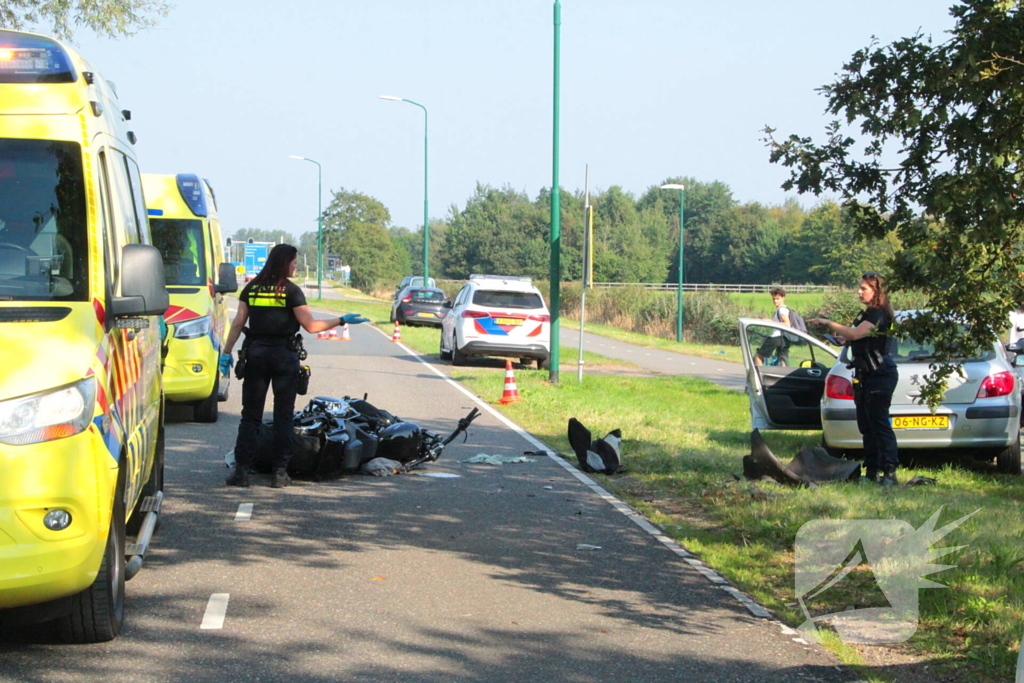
[[249, 243, 299, 300]]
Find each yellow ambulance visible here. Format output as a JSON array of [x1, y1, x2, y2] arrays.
[[0, 30, 168, 642], [143, 173, 237, 422]]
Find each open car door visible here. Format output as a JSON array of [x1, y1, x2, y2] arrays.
[[738, 318, 839, 431]]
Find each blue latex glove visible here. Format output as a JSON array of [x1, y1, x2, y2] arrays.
[[342, 313, 370, 325], [219, 352, 234, 376]]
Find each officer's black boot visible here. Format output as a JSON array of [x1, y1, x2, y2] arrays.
[[226, 465, 250, 487], [879, 466, 898, 488], [860, 465, 879, 484], [271, 468, 291, 489]]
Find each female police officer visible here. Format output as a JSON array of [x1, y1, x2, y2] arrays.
[[810, 272, 898, 487], [220, 244, 369, 488]]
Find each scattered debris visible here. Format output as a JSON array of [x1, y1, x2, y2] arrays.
[[903, 475, 937, 487], [361, 457, 405, 477], [461, 453, 536, 465], [742, 429, 860, 486], [567, 418, 623, 474]]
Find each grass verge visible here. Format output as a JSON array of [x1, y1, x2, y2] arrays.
[[309, 295, 1024, 682]]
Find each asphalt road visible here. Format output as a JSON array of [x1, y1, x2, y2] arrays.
[[558, 327, 747, 391], [0, 308, 857, 683]]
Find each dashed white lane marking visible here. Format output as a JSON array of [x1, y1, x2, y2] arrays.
[[235, 503, 253, 521], [201, 593, 230, 629], [366, 323, 774, 622]]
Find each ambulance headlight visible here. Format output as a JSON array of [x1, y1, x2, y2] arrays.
[[174, 315, 212, 340], [0, 378, 96, 445]]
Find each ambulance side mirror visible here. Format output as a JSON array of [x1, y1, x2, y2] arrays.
[[112, 244, 170, 317], [214, 262, 238, 294]]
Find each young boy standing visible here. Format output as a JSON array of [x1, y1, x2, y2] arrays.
[[755, 286, 792, 366]]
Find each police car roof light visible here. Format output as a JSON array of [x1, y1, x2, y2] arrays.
[[469, 274, 532, 283]]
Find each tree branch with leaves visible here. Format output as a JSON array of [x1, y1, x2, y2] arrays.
[[0, 0, 170, 40], [765, 0, 1024, 407]]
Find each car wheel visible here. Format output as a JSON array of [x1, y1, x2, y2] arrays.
[[537, 356, 551, 371], [452, 345, 468, 366], [996, 435, 1022, 475], [56, 466, 126, 643], [439, 337, 452, 361]]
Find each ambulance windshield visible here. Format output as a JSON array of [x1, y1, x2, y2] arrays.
[[0, 138, 88, 302], [150, 219, 207, 286]]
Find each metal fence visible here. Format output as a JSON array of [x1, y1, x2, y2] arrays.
[[591, 282, 839, 293], [435, 279, 840, 294]]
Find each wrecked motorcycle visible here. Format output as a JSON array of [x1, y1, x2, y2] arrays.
[[247, 395, 480, 480]]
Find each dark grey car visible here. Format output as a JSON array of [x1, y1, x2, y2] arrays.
[[391, 286, 448, 327]]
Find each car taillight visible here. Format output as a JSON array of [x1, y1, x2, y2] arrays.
[[528, 314, 550, 322], [462, 310, 488, 318], [402, 296, 411, 302], [825, 375, 855, 400], [978, 371, 1015, 398]]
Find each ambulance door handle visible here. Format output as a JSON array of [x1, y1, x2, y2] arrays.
[[807, 369, 822, 377]]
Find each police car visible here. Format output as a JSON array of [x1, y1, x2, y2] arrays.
[[439, 275, 551, 369]]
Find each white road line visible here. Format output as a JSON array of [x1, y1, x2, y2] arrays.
[[200, 593, 230, 629], [369, 325, 773, 621], [235, 503, 253, 521]]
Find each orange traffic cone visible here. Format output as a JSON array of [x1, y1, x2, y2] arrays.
[[499, 360, 522, 404], [316, 329, 329, 340], [340, 323, 352, 341], [391, 320, 402, 342], [328, 327, 339, 340]]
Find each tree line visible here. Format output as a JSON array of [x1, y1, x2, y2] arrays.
[[278, 178, 896, 294]]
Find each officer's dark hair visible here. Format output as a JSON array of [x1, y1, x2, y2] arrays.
[[249, 243, 298, 300], [861, 271, 894, 319], [769, 286, 786, 298]]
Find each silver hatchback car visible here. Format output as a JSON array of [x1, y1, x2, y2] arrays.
[[738, 314, 1022, 474]]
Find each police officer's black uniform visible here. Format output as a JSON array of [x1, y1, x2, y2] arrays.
[[848, 307, 898, 483], [231, 280, 306, 486]]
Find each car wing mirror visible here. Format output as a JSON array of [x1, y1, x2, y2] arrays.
[[214, 262, 238, 294], [442, 299, 453, 309]]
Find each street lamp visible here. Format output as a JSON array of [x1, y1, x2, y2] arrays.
[[379, 95, 430, 285], [661, 183, 685, 343], [288, 155, 323, 299]]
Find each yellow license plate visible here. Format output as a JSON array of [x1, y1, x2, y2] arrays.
[[892, 415, 949, 430], [493, 317, 523, 326], [417, 312, 434, 317]]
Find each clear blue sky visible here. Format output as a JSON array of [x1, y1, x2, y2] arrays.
[[63, 1, 957, 243]]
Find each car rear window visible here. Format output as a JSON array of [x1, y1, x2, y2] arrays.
[[410, 289, 444, 303], [839, 337, 994, 364], [473, 290, 544, 309]]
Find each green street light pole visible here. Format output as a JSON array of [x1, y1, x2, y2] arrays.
[[661, 183, 685, 342], [549, 0, 562, 383], [289, 155, 323, 299], [380, 95, 430, 284]]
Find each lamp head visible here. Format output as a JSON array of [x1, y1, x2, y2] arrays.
[[660, 183, 685, 190], [379, 95, 403, 101]]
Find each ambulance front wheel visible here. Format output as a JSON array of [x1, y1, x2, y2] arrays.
[[57, 467, 126, 643], [537, 356, 551, 371]]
